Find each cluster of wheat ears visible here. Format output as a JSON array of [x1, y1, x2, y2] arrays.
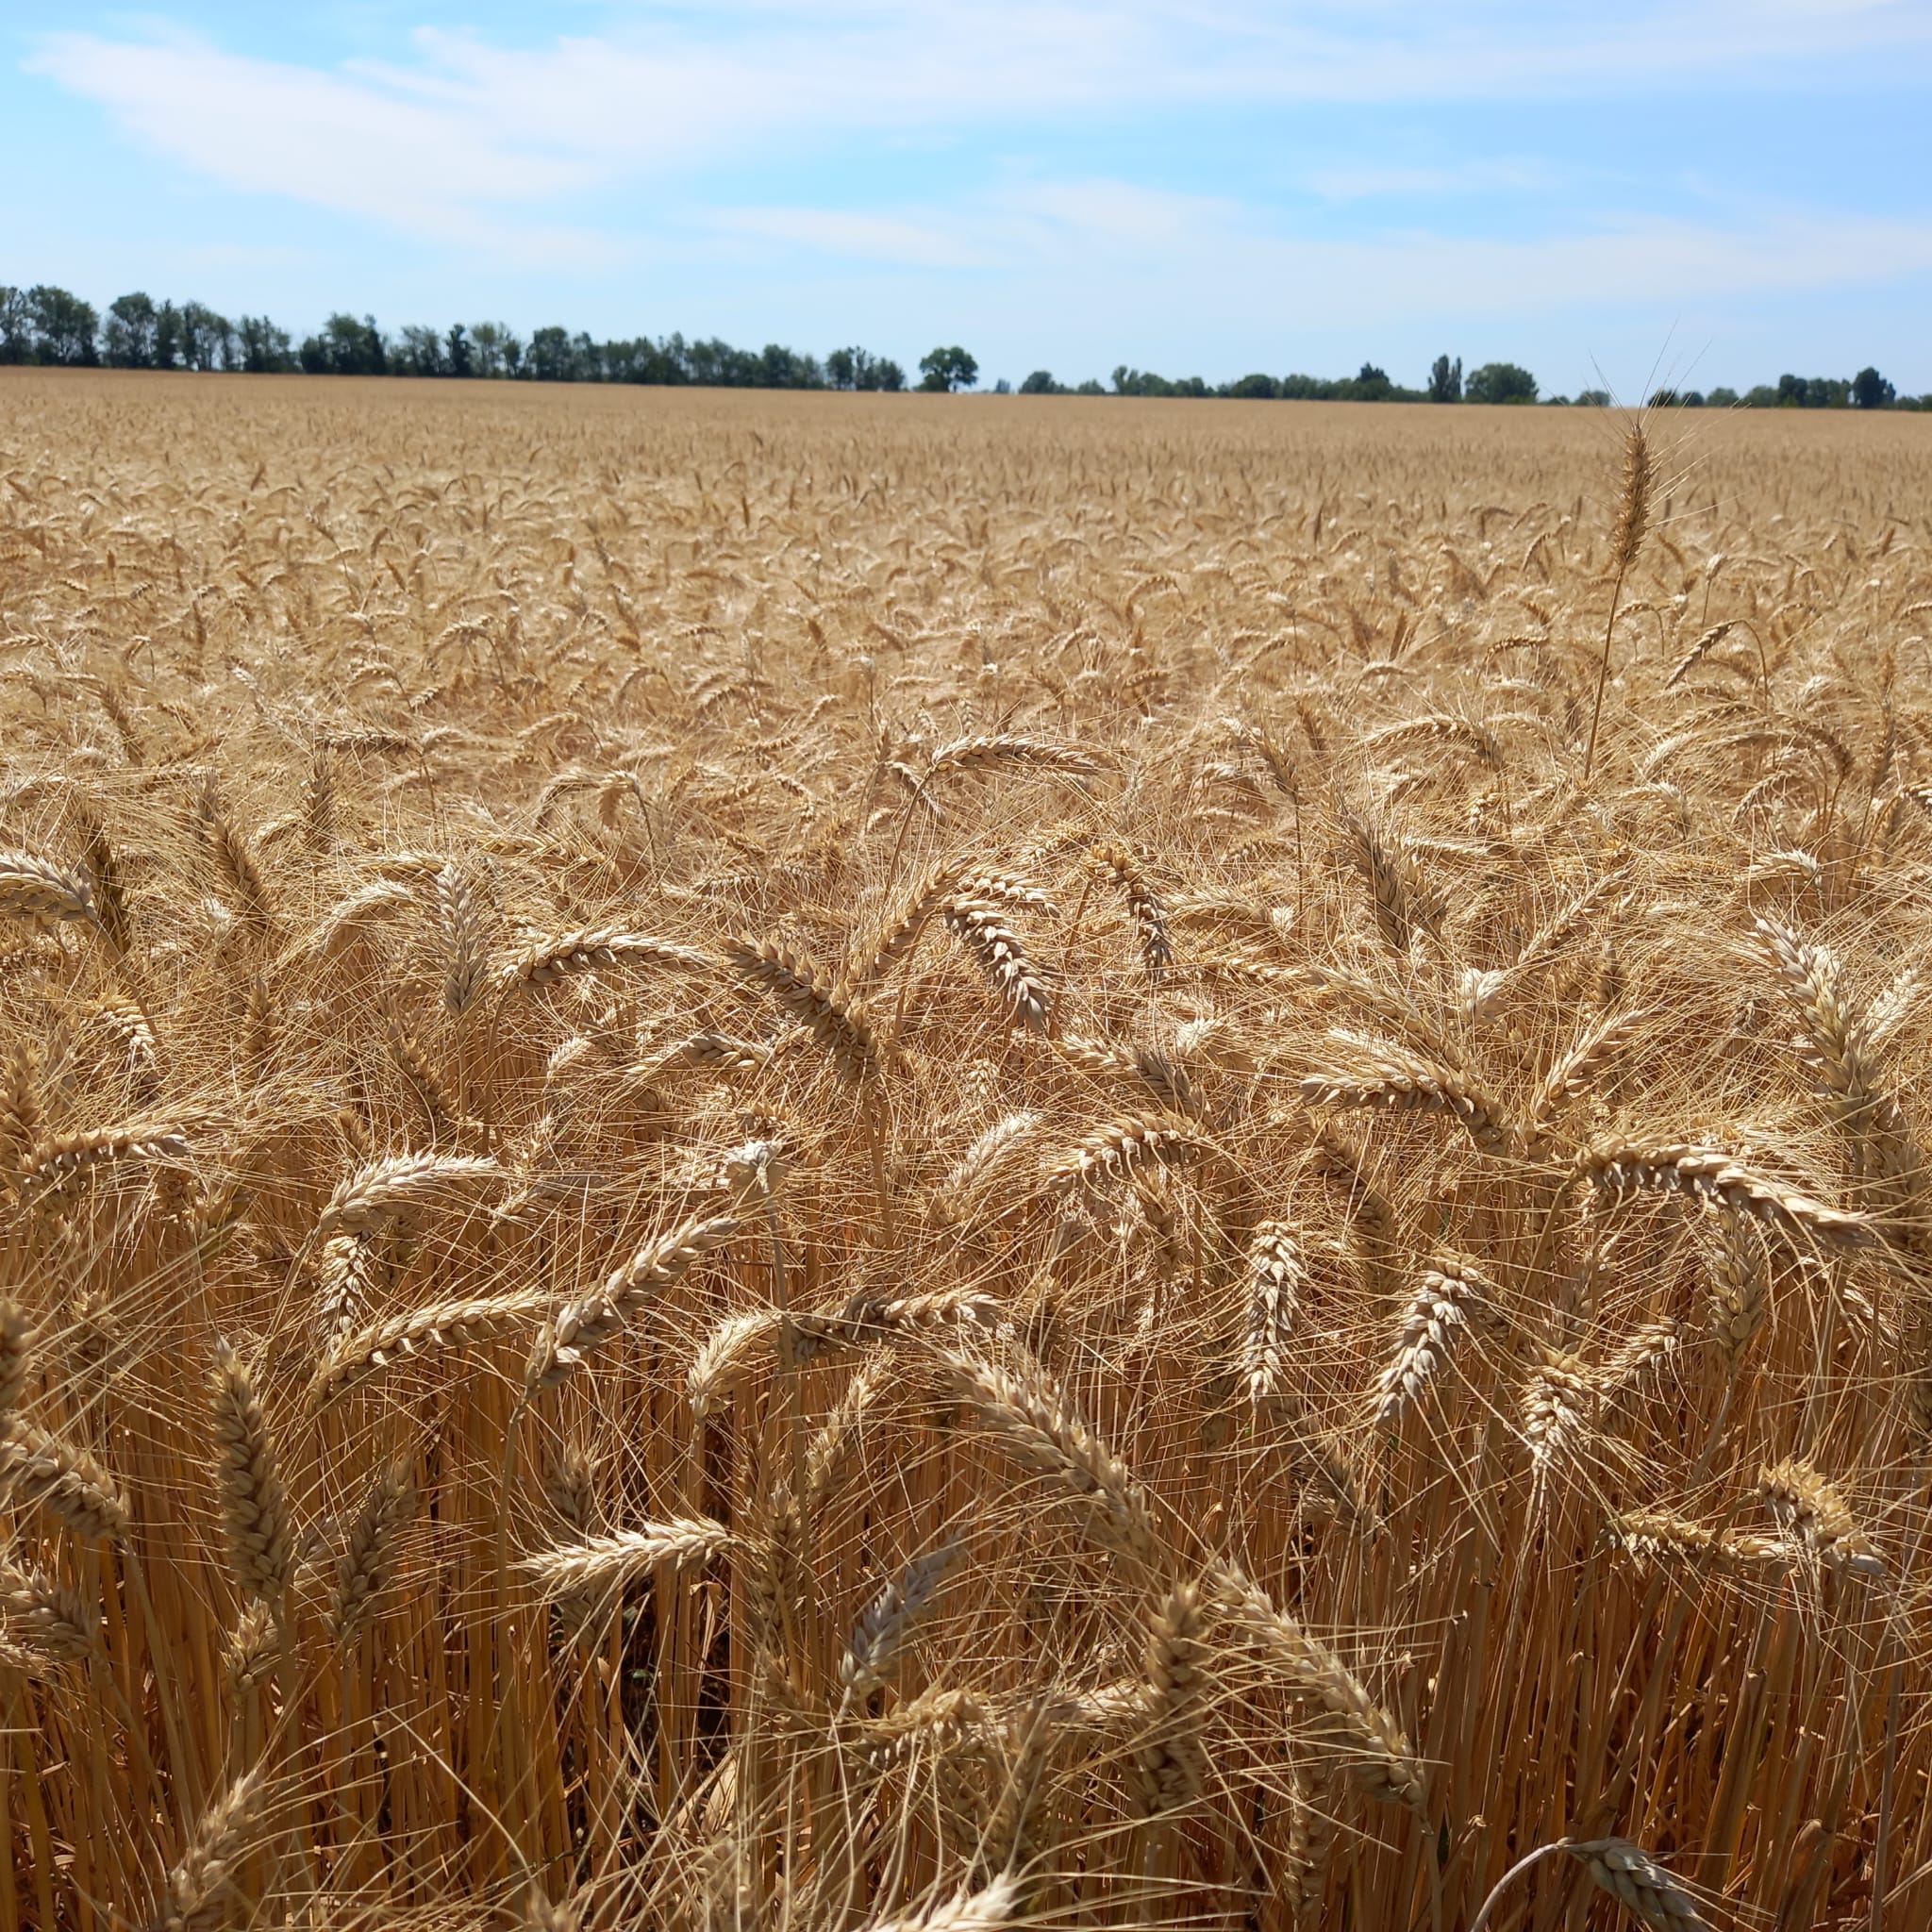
[[1, 375, 1931, 1932]]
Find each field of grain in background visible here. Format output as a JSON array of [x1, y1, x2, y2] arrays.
[[3, 369, 1932, 1932]]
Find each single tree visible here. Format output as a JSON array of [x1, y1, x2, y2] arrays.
[[1224, 373, 1279, 400], [179, 303, 233, 371], [153, 301, 184, 370], [235, 315, 294, 373], [0, 287, 33, 362], [1853, 367, 1895, 409], [105, 292, 159, 368], [919, 345, 977, 391], [445, 324, 473, 378], [469, 323, 512, 377], [1464, 360, 1538, 406], [1019, 370, 1059, 394], [27, 285, 99, 364], [1427, 354, 1462, 403]]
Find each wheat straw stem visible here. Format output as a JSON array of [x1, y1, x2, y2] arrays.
[[1583, 421, 1650, 782]]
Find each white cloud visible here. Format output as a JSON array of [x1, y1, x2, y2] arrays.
[[27, 5, 1932, 246], [711, 208, 992, 269], [714, 180, 1932, 323], [1308, 159, 1555, 202]]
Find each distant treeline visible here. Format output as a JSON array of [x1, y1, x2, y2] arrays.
[[2, 284, 1924, 408]]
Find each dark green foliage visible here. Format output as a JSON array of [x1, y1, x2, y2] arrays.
[[1464, 361, 1538, 405], [919, 345, 978, 391]]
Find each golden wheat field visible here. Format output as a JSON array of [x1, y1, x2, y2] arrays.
[[4, 368, 1932, 1932]]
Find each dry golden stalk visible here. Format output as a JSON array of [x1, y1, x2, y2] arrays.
[[841, 1541, 960, 1700], [0, 848, 98, 924], [1208, 1560, 1424, 1808], [724, 934, 883, 1084], [940, 895, 1053, 1030], [1335, 805, 1429, 956], [522, 1518, 734, 1599], [1046, 1115, 1203, 1191], [304, 1289, 548, 1412], [1302, 1032, 1516, 1155], [0, 1297, 30, 1411], [328, 1457, 417, 1643], [1705, 1210, 1769, 1358], [1759, 1456, 1885, 1576], [434, 861, 490, 1016], [1374, 1257, 1491, 1427], [158, 1764, 266, 1932], [944, 1350, 1162, 1569], [1583, 420, 1651, 781], [0, 1557, 96, 1660], [222, 1599, 278, 1692], [1131, 1579, 1208, 1817], [1566, 1837, 1710, 1932], [1579, 1138, 1873, 1248], [1090, 841, 1173, 978], [209, 1339, 293, 1603], [0, 1417, 130, 1540], [1602, 1508, 1787, 1573], [527, 1209, 741, 1391], [25, 1122, 192, 1186], [313, 1150, 502, 1239], [202, 811, 275, 941], [1243, 1222, 1307, 1406], [503, 926, 711, 988], [927, 734, 1101, 782], [864, 1875, 1020, 1932]]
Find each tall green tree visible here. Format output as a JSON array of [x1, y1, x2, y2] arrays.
[[105, 292, 159, 368], [234, 315, 294, 373], [1853, 367, 1895, 409], [1464, 360, 1538, 405], [178, 303, 233, 371], [0, 287, 32, 362], [1427, 354, 1462, 403], [27, 285, 98, 364], [919, 345, 977, 391]]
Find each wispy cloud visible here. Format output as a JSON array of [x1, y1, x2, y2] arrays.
[[28, 5, 1932, 243], [711, 208, 992, 269], [716, 180, 1932, 319], [1308, 159, 1556, 202]]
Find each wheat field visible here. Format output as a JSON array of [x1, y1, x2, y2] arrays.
[[3, 369, 1932, 1932]]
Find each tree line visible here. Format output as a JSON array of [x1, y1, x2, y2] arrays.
[[1, 283, 1922, 408]]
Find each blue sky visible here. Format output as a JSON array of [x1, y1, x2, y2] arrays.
[[5, 3, 1931, 394]]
